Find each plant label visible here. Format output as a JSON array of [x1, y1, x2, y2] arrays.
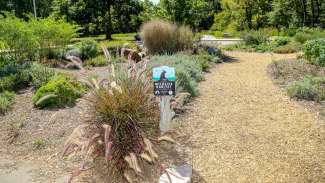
[[153, 66, 176, 96]]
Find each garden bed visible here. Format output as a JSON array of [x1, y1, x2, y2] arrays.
[[268, 59, 325, 121]]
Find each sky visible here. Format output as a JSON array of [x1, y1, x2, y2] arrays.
[[150, 0, 160, 4]]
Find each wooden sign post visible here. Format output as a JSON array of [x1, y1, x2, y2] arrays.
[[153, 66, 176, 133]]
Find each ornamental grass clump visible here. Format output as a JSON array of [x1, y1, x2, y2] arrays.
[[0, 91, 15, 115], [140, 19, 193, 54], [63, 57, 173, 182]]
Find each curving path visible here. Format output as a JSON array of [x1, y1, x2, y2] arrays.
[[179, 52, 325, 182]]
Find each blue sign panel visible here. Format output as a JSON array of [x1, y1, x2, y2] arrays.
[[153, 66, 176, 82], [153, 66, 176, 96]]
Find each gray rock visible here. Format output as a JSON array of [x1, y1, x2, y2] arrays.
[[207, 47, 221, 56], [65, 48, 81, 58]]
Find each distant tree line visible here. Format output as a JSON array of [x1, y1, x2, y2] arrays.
[[0, 0, 323, 39], [212, 0, 324, 32]]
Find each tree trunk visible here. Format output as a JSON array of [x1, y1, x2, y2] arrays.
[[105, 3, 112, 40], [301, 0, 307, 26], [311, 0, 315, 27]]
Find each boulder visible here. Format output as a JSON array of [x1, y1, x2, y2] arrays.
[[65, 56, 84, 71], [134, 34, 141, 41], [207, 47, 221, 56], [65, 48, 81, 58], [121, 48, 142, 63], [159, 164, 192, 183]]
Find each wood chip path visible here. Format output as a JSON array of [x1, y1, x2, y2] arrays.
[[176, 51, 325, 182]]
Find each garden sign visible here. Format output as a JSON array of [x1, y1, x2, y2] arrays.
[[153, 66, 176, 133], [153, 66, 176, 96]]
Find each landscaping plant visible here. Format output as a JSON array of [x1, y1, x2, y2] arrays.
[[0, 91, 15, 115], [140, 19, 193, 54], [287, 76, 325, 102], [63, 60, 175, 182], [28, 63, 56, 89], [32, 75, 86, 108], [77, 40, 99, 60], [303, 39, 325, 67]]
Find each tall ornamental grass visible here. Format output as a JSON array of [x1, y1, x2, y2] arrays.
[[63, 60, 173, 182], [140, 20, 193, 54]]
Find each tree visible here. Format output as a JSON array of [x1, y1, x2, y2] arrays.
[[0, 0, 52, 18], [158, 0, 215, 30], [52, 0, 145, 38]]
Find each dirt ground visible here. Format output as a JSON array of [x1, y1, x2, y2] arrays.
[[174, 51, 324, 182], [0, 67, 111, 183]]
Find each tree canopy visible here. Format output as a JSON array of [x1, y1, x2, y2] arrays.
[[0, 0, 323, 38]]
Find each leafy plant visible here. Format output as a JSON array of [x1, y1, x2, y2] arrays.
[[76, 40, 99, 60], [32, 75, 86, 108], [273, 42, 300, 54], [28, 63, 56, 89], [0, 13, 39, 61], [0, 91, 15, 115], [303, 39, 325, 67], [241, 31, 268, 46], [29, 16, 79, 60], [33, 139, 46, 149], [287, 76, 325, 102], [273, 36, 290, 46], [294, 32, 313, 44], [0, 64, 31, 92]]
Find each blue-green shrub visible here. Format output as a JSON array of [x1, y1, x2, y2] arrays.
[[287, 76, 325, 102], [77, 40, 99, 60]]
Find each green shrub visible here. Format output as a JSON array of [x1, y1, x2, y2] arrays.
[[28, 63, 56, 89], [294, 32, 313, 44], [287, 76, 325, 102], [140, 19, 193, 54], [279, 27, 297, 37], [84, 55, 108, 67], [195, 49, 221, 71], [0, 64, 31, 92], [0, 13, 78, 61], [150, 54, 203, 96], [303, 39, 325, 66], [241, 31, 268, 45], [77, 40, 99, 60], [254, 43, 274, 53], [32, 75, 86, 108], [273, 42, 300, 54], [29, 16, 79, 60], [273, 37, 290, 46], [0, 91, 15, 115], [0, 13, 39, 61]]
